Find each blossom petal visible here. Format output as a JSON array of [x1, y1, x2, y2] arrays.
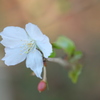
[[25, 23, 44, 41], [26, 50, 43, 79], [25, 23, 52, 58], [36, 35, 52, 58], [2, 47, 27, 66], [0, 26, 29, 48]]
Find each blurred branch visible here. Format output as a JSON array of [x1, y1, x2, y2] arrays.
[[47, 58, 70, 67]]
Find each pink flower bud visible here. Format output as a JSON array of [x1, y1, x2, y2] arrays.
[[37, 80, 46, 92]]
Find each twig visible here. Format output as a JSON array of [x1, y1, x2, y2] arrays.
[[47, 58, 70, 67]]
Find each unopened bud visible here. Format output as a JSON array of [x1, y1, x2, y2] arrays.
[[37, 80, 47, 92]]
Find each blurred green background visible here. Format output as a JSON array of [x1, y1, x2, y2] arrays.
[[0, 0, 100, 100]]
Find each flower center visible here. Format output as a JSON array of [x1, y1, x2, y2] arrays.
[[21, 40, 36, 54]]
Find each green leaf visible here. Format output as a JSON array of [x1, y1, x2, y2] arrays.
[[70, 51, 83, 63], [68, 64, 82, 83], [74, 51, 83, 59], [49, 50, 56, 58], [53, 36, 75, 57], [52, 43, 61, 49]]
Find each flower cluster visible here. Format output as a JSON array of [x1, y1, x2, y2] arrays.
[[0, 23, 52, 79]]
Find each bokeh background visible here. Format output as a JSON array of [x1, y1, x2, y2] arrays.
[[0, 0, 100, 100]]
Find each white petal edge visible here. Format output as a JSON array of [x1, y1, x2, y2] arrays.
[[0, 26, 29, 48], [2, 47, 27, 66], [26, 50, 43, 79], [25, 23, 45, 41], [36, 35, 52, 58]]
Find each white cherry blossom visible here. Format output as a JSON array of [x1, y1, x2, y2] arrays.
[[0, 23, 52, 78]]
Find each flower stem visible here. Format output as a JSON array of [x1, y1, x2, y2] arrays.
[[42, 66, 47, 82]]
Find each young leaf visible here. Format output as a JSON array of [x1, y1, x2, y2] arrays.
[[74, 51, 83, 60], [70, 51, 83, 63], [68, 64, 82, 83], [53, 36, 75, 57], [52, 43, 61, 49], [49, 50, 56, 58]]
